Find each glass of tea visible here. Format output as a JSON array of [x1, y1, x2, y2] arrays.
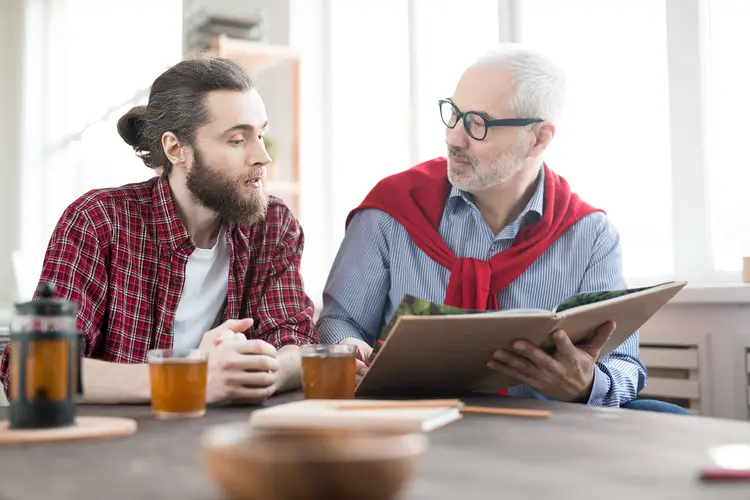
[[300, 344, 357, 399], [147, 349, 208, 419]]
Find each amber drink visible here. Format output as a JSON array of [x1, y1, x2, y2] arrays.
[[300, 344, 357, 399], [148, 349, 208, 419]]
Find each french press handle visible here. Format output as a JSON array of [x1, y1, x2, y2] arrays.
[[76, 331, 85, 397]]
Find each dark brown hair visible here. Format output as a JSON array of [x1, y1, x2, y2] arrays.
[[117, 57, 254, 175]]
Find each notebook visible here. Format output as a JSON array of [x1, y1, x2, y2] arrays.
[[249, 399, 463, 433]]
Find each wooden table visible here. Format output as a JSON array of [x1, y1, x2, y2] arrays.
[[1, 393, 750, 499]]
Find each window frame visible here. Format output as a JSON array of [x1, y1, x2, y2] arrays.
[[503, 0, 726, 286]]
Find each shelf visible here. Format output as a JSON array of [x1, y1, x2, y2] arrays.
[[208, 35, 300, 74]]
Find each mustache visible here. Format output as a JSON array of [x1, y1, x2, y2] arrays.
[[243, 166, 267, 180], [448, 147, 475, 165]]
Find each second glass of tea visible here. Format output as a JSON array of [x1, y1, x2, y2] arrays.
[[300, 344, 357, 399], [147, 349, 208, 419]]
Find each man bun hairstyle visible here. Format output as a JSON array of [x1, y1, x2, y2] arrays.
[[116, 105, 147, 148], [117, 56, 255, 175]]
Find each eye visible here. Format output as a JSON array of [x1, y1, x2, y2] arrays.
[[228, 138, 245, 146]]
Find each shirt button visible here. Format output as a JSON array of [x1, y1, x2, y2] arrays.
[[171, 278, 180, 285]]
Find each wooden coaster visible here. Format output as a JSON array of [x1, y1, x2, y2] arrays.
[[0, 416, 137, 445]]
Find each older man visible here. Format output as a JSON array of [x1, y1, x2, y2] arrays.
[[317, 44, 685, 414]]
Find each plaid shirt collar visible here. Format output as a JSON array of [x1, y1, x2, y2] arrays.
[[151, 175, 192, 255]]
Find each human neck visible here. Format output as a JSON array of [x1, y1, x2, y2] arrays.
[[472, 162, 542, 235], [167, 174, 223, 249]]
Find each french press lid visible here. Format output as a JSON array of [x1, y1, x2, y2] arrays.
[[14, 282, 78, 317]]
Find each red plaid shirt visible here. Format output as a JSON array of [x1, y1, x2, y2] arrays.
[[1, 176, 317, 396]]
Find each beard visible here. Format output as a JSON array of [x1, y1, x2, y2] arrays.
[[447, 138, 526, 193], [185, 148, 269, 226]]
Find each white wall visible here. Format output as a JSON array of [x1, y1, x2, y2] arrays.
[[0, 0, 24, 309]]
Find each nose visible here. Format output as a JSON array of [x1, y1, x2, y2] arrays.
[[445, 120, 470, 150], [248, 139, 272, 168]]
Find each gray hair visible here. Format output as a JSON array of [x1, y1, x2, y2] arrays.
[[472, 44, 566, 125]]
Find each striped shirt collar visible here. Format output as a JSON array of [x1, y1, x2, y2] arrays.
[[448, 164, 545, 229]]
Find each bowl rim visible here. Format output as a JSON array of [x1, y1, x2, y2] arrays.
[[202, 422, 429, 462]]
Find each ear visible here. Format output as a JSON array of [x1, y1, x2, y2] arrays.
[[161, 132, 188, 169], [526, 122, 556, 158]]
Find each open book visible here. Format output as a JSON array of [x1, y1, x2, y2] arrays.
[[357, 280, 687, 397]]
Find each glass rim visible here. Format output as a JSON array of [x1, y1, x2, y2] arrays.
[[299, 344, 357, 355], [147, 348, 208, 362]]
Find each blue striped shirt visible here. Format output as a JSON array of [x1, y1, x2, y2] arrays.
[[317, 167, 647, 407]]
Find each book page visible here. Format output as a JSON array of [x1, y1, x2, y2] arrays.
[[372, 295, 548, 359], [553, 282, 673, 314]]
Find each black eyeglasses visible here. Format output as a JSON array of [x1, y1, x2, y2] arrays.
[[439, 99, 544, 141]]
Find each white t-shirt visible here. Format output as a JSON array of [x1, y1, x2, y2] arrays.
[[172, 226, 231, 350]]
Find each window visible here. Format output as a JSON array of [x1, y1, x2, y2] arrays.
[[21, 0, 182, 262], [324, 0, 501, 247], [302, 0, 748, 301], [704, 0, 750, 273], [516, 0, 674, 280], [413, 0, 499, 161], [327, 0, 411, 245]]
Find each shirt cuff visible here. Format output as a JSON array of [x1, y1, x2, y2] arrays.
[[317, 317, 371, 345], [586, 365, 612, 406]]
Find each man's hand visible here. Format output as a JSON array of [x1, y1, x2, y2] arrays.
[[198, 318, 253, 352], [206, 337, 279, 405], [487, 321, 616, 402], [339, 338, 372, 382]]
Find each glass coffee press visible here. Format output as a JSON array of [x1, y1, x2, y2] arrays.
[[8, 282, 84, 428]]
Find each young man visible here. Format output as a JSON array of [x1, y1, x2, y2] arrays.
[[0, 57, 317, 404], [317, 45, 685, 414]]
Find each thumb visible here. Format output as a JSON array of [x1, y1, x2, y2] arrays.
[[220, 318, 254, 333], [204, 318, 254, 343], [580, 321, 615, 357]]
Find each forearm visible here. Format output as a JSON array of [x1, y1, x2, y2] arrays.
[[81, 358, 151, 404], [317, 316, 374, 345], [275, 345, 302, 393]]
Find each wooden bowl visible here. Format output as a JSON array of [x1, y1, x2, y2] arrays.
[[202, 423, 428, 500]]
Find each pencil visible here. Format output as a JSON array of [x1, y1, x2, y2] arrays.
[[461, 406, 552, 418], [334, 401, 552, 418], [700, 469, 750, 481]]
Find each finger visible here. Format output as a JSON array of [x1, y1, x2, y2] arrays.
[[491, 349, 538, 377], [354, 347, 366, 363], [355, 359, 369, 376], [486, 360, 537, 388], [508, 340, 566, 376], [227, 385, 276, 402], [580, 321, 616, 356], [551, 330, 579, 361], [214, 331, 246, 345], [226, 370, 278, 388], [219, 318, 254, 333], [225, 353, 280, 372], [230, 339, 277, 358]]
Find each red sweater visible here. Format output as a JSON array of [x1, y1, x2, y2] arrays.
[[346, 157, 601, 311]]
